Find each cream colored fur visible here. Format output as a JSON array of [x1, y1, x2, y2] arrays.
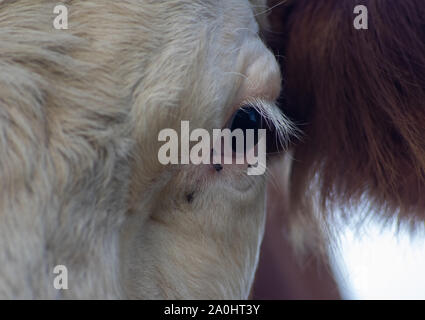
[[0, 0, 289, 299]]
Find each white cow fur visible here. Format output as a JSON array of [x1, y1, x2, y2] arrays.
[[0, 0, 290, 299]]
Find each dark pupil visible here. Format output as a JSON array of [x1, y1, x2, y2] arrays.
[[230, 106, 261, 153]]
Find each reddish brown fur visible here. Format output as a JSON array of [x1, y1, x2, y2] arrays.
[[266, 0, 425, 227]]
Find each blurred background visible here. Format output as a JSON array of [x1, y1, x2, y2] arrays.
[[333, 220, 425, 299], [253, 204, 425, 300]]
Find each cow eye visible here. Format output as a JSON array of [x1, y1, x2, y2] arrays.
[[230, 106, 262, 132], [228, 105, 286, 155], [229, 106, 263, 153]]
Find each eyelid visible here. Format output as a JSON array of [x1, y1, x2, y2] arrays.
[[224, 97, 278, 130], [232, 39, 282, 101], [224, 37, 281, 128]]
